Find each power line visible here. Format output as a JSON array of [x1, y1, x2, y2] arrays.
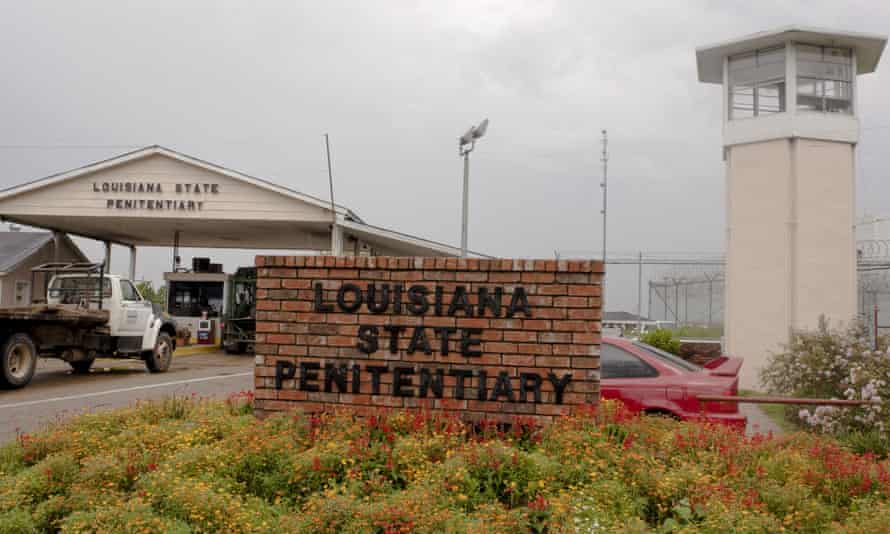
[[0, 145, 142, 150]]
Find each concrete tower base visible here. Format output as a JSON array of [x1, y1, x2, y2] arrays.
[[725, 138, 857, 388]]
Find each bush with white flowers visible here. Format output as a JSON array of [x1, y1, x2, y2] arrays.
[[760, 317, 888, 437]]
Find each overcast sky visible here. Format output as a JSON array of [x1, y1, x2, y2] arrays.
[[1, 1, 889, 315]]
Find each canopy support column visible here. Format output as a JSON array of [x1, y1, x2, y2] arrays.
[[129, 245, 137, 281], [104, 241, 111, 272], [331, 223, 344, 256]]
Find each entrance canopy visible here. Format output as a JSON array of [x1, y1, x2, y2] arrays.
[[0, 146, 466, 257]]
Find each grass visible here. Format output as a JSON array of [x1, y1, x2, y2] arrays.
[[738, 389, 801, 433], [669, 326, 723, 340], [1, 396, 889, 533]]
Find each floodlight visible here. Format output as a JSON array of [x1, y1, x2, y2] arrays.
[[473, 119, 489, 139], [459, 127, 475, 146]]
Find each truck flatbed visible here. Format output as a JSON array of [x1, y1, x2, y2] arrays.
[[0, 304, 109, 325]]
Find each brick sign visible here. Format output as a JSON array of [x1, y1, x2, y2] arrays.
[[253, 256, 602, 422]]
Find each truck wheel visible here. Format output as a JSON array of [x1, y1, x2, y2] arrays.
[[146, 332, 173, 373], [69, 359, 95, 374], [1, 333, 38, 389]]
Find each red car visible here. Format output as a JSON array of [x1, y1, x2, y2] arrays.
[[600, 337, 746, 430]]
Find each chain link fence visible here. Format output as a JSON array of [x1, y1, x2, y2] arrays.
[[557, 243, 890, 341]]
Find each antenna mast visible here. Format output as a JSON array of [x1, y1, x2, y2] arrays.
[[600, 129, 608, 307]]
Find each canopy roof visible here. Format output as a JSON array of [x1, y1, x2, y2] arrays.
[[697, 26, 887, 83], [0, 146, 468, 257]]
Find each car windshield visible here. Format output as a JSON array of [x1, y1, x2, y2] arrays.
[[632, 341, 702, 373], [49, 276, 112, 303]]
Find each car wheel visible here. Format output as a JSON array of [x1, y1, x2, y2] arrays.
[[69, 359, 95, 374], [1, 333, 38, 389], [146, 333, 173, 373]]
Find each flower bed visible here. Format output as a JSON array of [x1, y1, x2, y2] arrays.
[[1, 395, 889, 533]]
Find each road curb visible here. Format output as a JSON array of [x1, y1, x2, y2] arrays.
[[174, 345, 222, 357]]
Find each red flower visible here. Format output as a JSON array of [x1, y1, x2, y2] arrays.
[[529, 494, 548, 511], [622, 434, 635, 450]]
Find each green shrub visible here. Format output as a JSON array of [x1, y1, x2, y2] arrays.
[[1, 397, 889, 532], [60, 498, 192, 534], [0, 508, 38, 534], [641, 328, 682, 354], [0, 440, 26, 478]]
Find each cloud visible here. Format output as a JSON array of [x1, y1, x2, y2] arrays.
[[1, 1, 889, 315]]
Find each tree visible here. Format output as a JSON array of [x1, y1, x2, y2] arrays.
[[136, 281, 167, 307]]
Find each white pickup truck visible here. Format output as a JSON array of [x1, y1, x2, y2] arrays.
[[0, 263, 177, 389]]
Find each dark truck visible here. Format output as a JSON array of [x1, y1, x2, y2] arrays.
[[221, 267, 256, 354], [0, 262, 177, 389]]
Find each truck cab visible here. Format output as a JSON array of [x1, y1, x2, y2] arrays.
[[47, 274, 163, 345]]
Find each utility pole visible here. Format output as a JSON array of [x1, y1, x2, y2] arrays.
[[600, 129, 608, 308], [637, 251, 643, 335]]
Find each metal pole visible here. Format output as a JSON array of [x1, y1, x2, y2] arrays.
[[648, 281, 653, 322], [325, 134, 340, 255], [636, 251, 642, 334], [874, 302, 879, 350], [674, 281, 679, 325], [600, 130, 608, 306], [461, 151, 470, 257], [708, 279, 714, 326], [684, 283, 689, 326]]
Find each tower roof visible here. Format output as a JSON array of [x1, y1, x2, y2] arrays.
[[697, 26, 887, 83]]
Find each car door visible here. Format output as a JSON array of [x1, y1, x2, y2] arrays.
[[118, 280, 154, 339], [599, 343, 663, 413]]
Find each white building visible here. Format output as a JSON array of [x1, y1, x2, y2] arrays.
[[697, 27, 887, 387]]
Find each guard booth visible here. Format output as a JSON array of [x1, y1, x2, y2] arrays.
[[164, 257, 229, 346]]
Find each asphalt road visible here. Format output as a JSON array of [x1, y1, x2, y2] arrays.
[[0, 351, 254, 444], [0, 351, 777, 444]]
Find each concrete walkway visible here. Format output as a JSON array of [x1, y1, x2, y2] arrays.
[[741, 403, 784, 437]]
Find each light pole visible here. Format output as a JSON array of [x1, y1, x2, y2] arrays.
[[458, 118, 489, 257]]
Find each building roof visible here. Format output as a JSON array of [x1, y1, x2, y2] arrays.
[[0, 232, 87, 274], [0, 145, 365, 223], [0, 146, 485, 257], [697, 26, 887, 83], [603, 311, 654, 323]]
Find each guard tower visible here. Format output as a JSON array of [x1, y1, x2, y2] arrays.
[[697, 27, 886, 387]]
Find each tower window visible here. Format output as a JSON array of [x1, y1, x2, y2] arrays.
[[796, 44, 853, 114], [728, 46, 786, 119]]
